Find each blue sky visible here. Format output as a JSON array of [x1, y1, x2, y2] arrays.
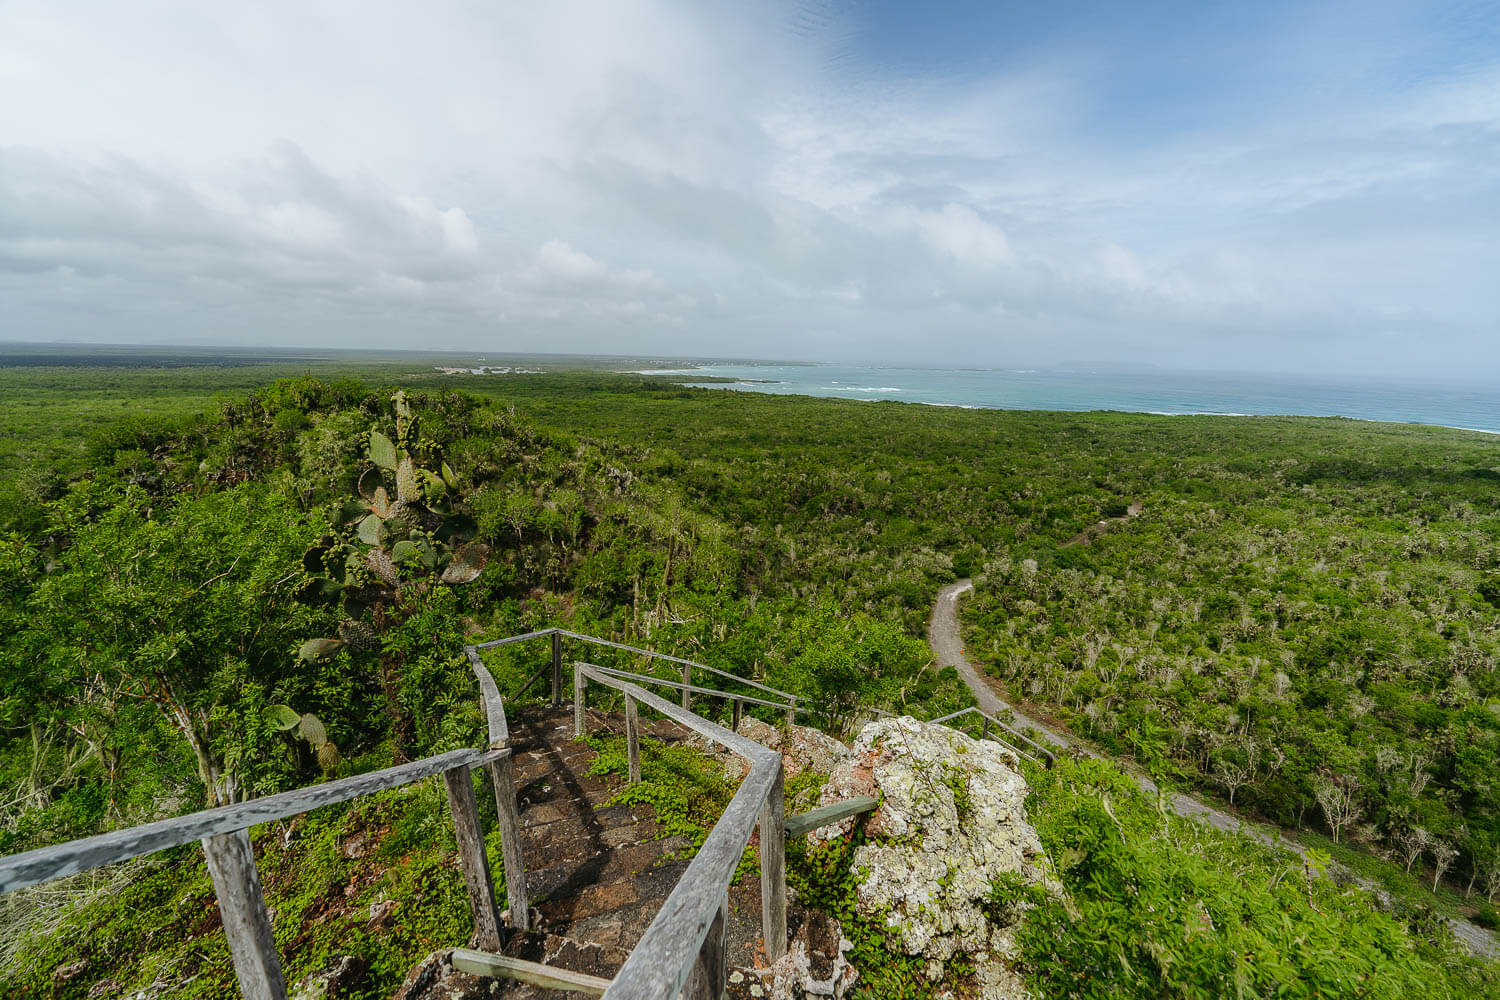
[[0, 0, 1496, 376]]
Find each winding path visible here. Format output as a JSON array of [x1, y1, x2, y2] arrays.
[[929, 579, 1500, 961]]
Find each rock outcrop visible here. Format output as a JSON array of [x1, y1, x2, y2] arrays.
[[739, 908, 858, 1000], [810, 716, 1056, 1000], [689, 718, 850, 783]]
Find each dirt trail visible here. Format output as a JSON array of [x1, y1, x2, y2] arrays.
[[928, 579, 1499, 960], [1060, 500, 1143, 548]]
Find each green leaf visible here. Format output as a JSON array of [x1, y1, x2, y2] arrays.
[[297, 576, 343, 605], [262, 705, 301, 732], [357, 513, 384, 546], [298, 638, 345, 662], [298, 713, 328, 747], [368, 430, 398, 470], [441, 462, 459, 489], [317, 741, 341, 774], [391, 539, 419, 564]]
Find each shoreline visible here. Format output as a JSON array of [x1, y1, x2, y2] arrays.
[[668, 376, 1500, 437]]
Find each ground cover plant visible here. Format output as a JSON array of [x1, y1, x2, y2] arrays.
[[1010, 757, 1500, 999], [0, 778, 495, 1000]]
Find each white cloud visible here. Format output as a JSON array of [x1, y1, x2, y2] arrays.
[[0, 0, 1495, 376]]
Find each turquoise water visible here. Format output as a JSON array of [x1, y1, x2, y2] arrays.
[[663, 364, 1500, 434]]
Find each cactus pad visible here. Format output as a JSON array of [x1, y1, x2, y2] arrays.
[[368, 430, 398, 470], [262, 705, 301, 732], [298, 638, 345, 662]]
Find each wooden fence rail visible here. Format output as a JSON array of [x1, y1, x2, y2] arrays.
[[2, 623, 974, 1000], [930, 706, 1057, 767], [573, 662, 786, 1000]]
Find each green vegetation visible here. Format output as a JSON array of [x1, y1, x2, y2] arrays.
[[957, 425, 1500, 910], [1013, 757, 1500, 999], [584, 732, 758, 879], [0, 355, 1496, 995], [789, 754, 1500, 1000]]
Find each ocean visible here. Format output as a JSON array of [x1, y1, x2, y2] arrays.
[[656, 363, 1500, 435]]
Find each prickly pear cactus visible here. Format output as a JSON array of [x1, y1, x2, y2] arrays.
[[264, 704, 341, 780], [337, 618, 381, 653], [292, 390, 491, 761]]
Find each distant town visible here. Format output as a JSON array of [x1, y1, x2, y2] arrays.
[[432, 364, 544, 376]]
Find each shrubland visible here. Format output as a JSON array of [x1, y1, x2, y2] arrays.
[[0, 360, 1496, 996]]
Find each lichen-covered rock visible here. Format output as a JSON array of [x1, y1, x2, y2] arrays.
[[810, 717, 1056, 1000], [690, 719, 849, 784], [782, 724, 848, 781], [292, 955, 366, 1000]]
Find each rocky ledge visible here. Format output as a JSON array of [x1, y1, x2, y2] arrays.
[[806, 716, 1057, 1000]]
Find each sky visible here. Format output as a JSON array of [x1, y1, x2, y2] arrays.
[[1, 0, 1497, 377]]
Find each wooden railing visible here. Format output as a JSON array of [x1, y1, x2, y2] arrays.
[[0, 745, 510, 999], [0, 625, 1040, 1000], [930, 706, 1057, 767], [571, 662, 786, 1000], [472, 627, 801, 723]]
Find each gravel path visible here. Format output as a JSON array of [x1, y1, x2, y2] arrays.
[[929, 578, 1500, 961]]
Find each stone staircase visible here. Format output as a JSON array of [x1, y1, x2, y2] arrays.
[[395, 705, 770, 1000]]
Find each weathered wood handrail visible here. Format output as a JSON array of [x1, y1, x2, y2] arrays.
[[4, 623, 1012, 1000], [784, 795, 879, 840], [0, 746, 505, 1000], [471, 627, 804, 707], [465, 647, 529, 932], [583, 664, 796, 714], [0, 747, 488, 895], [573, 662, 786, 1000], [930, 706, 1057, 767], [466, 647, 510, 748], [453, 949, 612, 995]]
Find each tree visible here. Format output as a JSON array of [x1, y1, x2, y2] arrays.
[[1313, 773, 1362, 844], [1213, 740, 1258, 805], [296, 392, 487, 761], [26, 482, 326, 806], [1394, 826, 1431, 873], [1431, 840, 1458, 893]]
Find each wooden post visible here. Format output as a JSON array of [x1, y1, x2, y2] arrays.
[[550, 631, 563, 707], [484, 751, 530, 932], [680, 663, 692, 712], [982, 717, 990, 740], [201, 829, 288, 1000], [624, 695, 642, 785], [574, 664, 587, 738], [759, 762, 787, 963], [785, 696, 796, 730], [443, 765, 503, 951], [681, 898, 726, 1000], [731, 699, 742, 734]]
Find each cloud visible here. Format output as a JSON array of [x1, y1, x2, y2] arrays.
[[0, 0, 1496, 376]]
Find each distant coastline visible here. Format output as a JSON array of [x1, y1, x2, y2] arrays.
[[638, 361, 1500, 436]]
